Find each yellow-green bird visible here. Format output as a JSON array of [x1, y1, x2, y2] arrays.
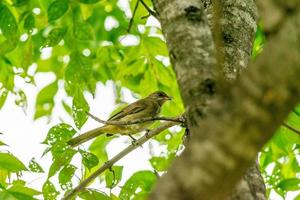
[[68, 91, 171, 147]]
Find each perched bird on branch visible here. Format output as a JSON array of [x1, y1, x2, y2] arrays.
[[67, 91, 171, 147]]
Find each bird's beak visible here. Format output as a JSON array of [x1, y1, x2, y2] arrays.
[[164, 95, 172, 101]]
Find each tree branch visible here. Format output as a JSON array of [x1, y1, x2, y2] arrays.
[[150, 0, 300, 199], [282, 122, 300, 135], [86, 112, 186, 126], [127, 0, 140, 33], [140, 0, 158, 18], [62, 120, 181, 200]]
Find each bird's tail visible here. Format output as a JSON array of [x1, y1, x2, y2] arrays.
[[68, 126, 108, 147]]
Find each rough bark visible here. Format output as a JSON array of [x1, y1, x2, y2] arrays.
[[200, 2, 265, 198], [149, 0, 300, 199]]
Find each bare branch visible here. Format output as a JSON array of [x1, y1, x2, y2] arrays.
[[62, 120, 181, 200], [86, 111, 186, 125], [127, 0, 140, 33], [140, 0, 158, 18]]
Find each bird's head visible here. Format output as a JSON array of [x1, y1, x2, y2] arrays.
[[147, 91, 172, 105]]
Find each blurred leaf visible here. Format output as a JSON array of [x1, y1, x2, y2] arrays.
[[0, 140, 6, 146], [28, 158, 44, 173], [7, 180, 41, 199], [34, 80, 58, 119], [277, 178, 300, 191], [80, 150, 99, 171], [79, 189, 110, 200], [48, 0, 69, 22], [13, 0, 30, 7], [252, 24, 265, 58], [45, 28, 68, 47], [0, 4, 19, 38], [142, 36, 168, 56], [0, 59, 14, 90], [42, 180, 59, 200], [120, 170, 157, 200], [0, 89, 8, 109], [65, 51, 93, 94], [78, 0, 101, 4], [73, 22, 94, 41], [149, 153, 175, 172], [14, 90, 27, 112], [72, 91, 89, 129], [58, 164, 76, 190], [0, 153, 27, 173], [105, 166, 123, 188], [24, 13, 35, 32]]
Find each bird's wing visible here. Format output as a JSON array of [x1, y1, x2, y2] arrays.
[[108, 100, 147, 121]]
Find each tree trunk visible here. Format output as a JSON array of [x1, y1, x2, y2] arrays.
[[149, 0, 300, 199]]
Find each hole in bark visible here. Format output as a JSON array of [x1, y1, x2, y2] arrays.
[[201, 78, 216, 95], [203, 0, 211, 9], [222, 31, 234, 44], [184, 6, 203, 22]]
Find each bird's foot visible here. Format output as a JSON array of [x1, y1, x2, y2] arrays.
[[128, 135, 143, 148], [145, 129, 151, 139], [128, 135, 138, 146]]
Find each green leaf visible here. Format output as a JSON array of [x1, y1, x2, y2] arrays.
[[43, 123, 76, 145], [78, 0, 101, 4], [34, 81, 58, 119], [42, 180, 59, 200], [64, 51, 93, 94], [62, 100, 72, 116], [149, 154, 175, 172], [28, 158, 44, 173], [79, 189, 110, 200], [13, 0, 30, 7], [14, 90, 27, 112], [120, 170, 157, 200], [0, 37, 18, 54], [7, 180, 41, 199], [0, 4, 19, 38], [0, 153, 27, 172], [277, 178, 300, 191], [58, 164, 76, 190], [0, 140, 6, 146], [130, 0, 152, 25], [48, 0, 69, 22], [45, 28, 68, 47], [0, 49, 16, 78], [72, 91, 89, 129], [105, 166, 123, 188], [142, 36, 168, 56], [79, 150, 99, 171], [73, 21, 94, 41], [0, 170, 8, 188], [0, 89, 8, 110], [24, 13, 35, 32], [48, 148, 76, 178]]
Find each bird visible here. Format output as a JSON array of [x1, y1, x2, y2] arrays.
[[67, 91, 171, 147]]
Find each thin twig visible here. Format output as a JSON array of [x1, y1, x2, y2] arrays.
[[62, 120, 180, 200], [127, 0, 140, 33], [86, 112, 186, 125], [282, 122, 300, 135], [140, 0, 158, 18]]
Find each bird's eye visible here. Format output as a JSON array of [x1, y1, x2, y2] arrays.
[[158, 93, 163, 97]]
